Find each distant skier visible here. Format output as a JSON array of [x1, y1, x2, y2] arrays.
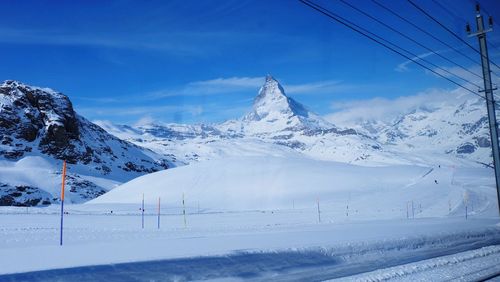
[[434, 180, 438, 184]]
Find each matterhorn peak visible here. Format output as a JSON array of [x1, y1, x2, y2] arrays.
[[251, 75, 291, 119], [257, 75, 286, 101], [240, 75, 332, 133]]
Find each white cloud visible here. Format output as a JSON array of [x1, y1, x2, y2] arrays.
[[0, 27, 251, 56], [189, 77, 264, 88], [133, 115, 156, 127], [285, 80, 346, 95], [430, 65, 494, 85], [146, 76, 265, 98], [147, 76, 358, 99], [78, 104, 204, 117], [324, 87, 474, 127], [395, 51, 436, 72]]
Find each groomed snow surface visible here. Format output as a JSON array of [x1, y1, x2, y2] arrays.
[[1, 155, 500, 281]]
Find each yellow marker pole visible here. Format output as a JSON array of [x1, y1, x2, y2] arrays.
[[60, 160, 66, 246]]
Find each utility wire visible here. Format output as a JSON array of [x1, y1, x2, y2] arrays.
[[473, 0, 500, 30], [468, 0, 496, 20], [338, 0, 483, 84], [407, 0, 500, 71], [431, 0, 468, 23], [433, 0, 500, 54], [371, 0, 483, 70], [298, 0, 493, 104], [488, 40, 500, 54]]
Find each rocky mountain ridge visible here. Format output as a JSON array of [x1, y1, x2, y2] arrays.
[[0, 80, 169, 206]]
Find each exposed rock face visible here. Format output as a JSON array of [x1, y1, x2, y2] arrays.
[[0, 80, 81, 160], [0, 80, 170, 205], [0, 183, 52, 207]]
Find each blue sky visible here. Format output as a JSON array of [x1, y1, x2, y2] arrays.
[[1, 0, 499, 124]]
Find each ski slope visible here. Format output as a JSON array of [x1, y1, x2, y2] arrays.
[[90, 155, 498, 219]]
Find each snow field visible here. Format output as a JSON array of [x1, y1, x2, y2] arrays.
[[1, 155, 498, 278], [0, 207, 499, 279], [90, 156, 498, 219]]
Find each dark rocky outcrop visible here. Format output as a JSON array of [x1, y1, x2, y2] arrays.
[[0, 80, 171, 205]]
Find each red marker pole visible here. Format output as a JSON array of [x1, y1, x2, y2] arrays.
[[60, 160, 66, 246]]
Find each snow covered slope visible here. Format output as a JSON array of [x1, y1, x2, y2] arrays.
[[0, 80, 170, 205], [90, 155, 497, 218]]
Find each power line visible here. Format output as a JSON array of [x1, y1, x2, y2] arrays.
[[473, 0, 500, 31], [338, 0, 483, 84], [298, 0, 493, 104], [431, 0, 468, 23], [432, 0, 500, 54], [471, 0, 500, 32], [407, 0, 500, 71], [469, 0, 496, 21], [371, 0, 483, 70], [488, 41, 500, 54]]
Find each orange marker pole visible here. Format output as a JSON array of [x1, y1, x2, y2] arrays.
[[60, 160, 66, 246]]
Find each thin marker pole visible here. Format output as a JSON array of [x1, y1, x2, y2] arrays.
[[142, 193, 145, 229], [411, 200, 415, 219], [182, 193, 187, 228], [60, 160, 66, 246], [157, 197, 161, 229], [317, 199, 321, 223]]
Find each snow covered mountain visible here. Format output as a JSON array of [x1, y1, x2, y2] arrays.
[[329, 91, 493, 167], [3, 76, 491, 206], [238, 75, 332, 134], [98, 76, 403, 166], [99, 76, 496, 168], [0, 80, 169, 206]]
